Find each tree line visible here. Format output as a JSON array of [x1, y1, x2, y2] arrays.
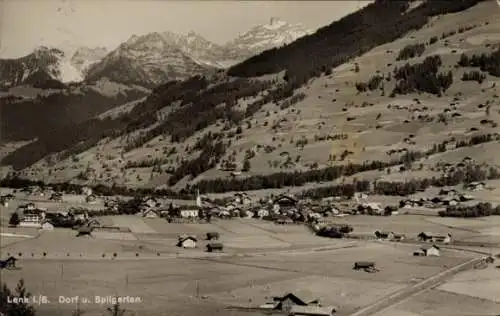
[[439, 202, 500, 218]]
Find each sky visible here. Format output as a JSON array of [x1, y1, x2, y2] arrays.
[[0, 0, 370, 58]]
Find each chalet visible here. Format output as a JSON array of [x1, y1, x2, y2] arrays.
[[466, 182, 485, 191], [0, 256, 17, 269], [4, 194, 15, 201], [267, 293, 336, 316], [418, 232, 452, 244], [433, 233, 452, 244], [143, 209, 159, 219], [273, 195, 299, 210], [180, 209, 199, 218], [442, 197, 459, 206], [81, 186, 93, 196], [206, 232, 220, 240], [257, 209, 270, 218], [206, 242, 223, 252], [177, 236, 197, 248], [416, 245, 440, 257], [40, 221, 54, 231]]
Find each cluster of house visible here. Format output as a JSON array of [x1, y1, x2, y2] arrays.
[[11, 202, 95, 230], [400, 189, 476, 209], [257, 293, 337, 316], [176, 232, 224, 252], [14, 203, 53, 230], [374, 230, 452, 244]]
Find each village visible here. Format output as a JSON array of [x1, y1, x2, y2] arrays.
[[1, 182, 499, 316]]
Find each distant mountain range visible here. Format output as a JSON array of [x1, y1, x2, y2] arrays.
[[0, 18, 312, 88]]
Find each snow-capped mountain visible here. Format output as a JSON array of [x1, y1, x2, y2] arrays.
[[223, 17, 312, 60], [70, 46, 108, 76], [0, 45, 111, 87], [85, 32, 213, 87], [0, 46, 65, 87], [159, 31, 228, 68], [1, 17, 313, 88]]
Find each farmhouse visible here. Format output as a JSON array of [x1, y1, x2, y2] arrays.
[[434, 234, 452, 244], [273, 195, 299, 210], [466, 182, 485, 191], [415, 245, 441, 257], [206, 242, 223, 252], [177, 236, 197, 248], [266, 293, 336, 315], [418, 232, 452, 244], [0, 256, 17, 269]]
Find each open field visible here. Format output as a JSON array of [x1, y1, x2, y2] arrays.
[[1, 240, 478, 316], [438, 265, 500, 302], [375, 288, 500, 316]]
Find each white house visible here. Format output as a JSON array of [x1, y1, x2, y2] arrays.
[[40, 221, 54, 231], [176, 236, 197, 248], [257, 209, 269, 218], [19, 210, 45, 228], [82, 186, 93, 196], [180, 209, 199, 218], [421, 245, 440, 256]]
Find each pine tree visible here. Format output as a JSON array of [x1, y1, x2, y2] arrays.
[[8, 212, 20, 227]]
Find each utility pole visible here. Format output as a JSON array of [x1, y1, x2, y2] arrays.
[[195, 280, 199, 299]]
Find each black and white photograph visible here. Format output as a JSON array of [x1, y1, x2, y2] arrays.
[[1, 0, 500, 315]]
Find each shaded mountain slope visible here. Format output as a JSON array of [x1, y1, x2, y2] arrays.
[[1, 0, 498, 191]]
